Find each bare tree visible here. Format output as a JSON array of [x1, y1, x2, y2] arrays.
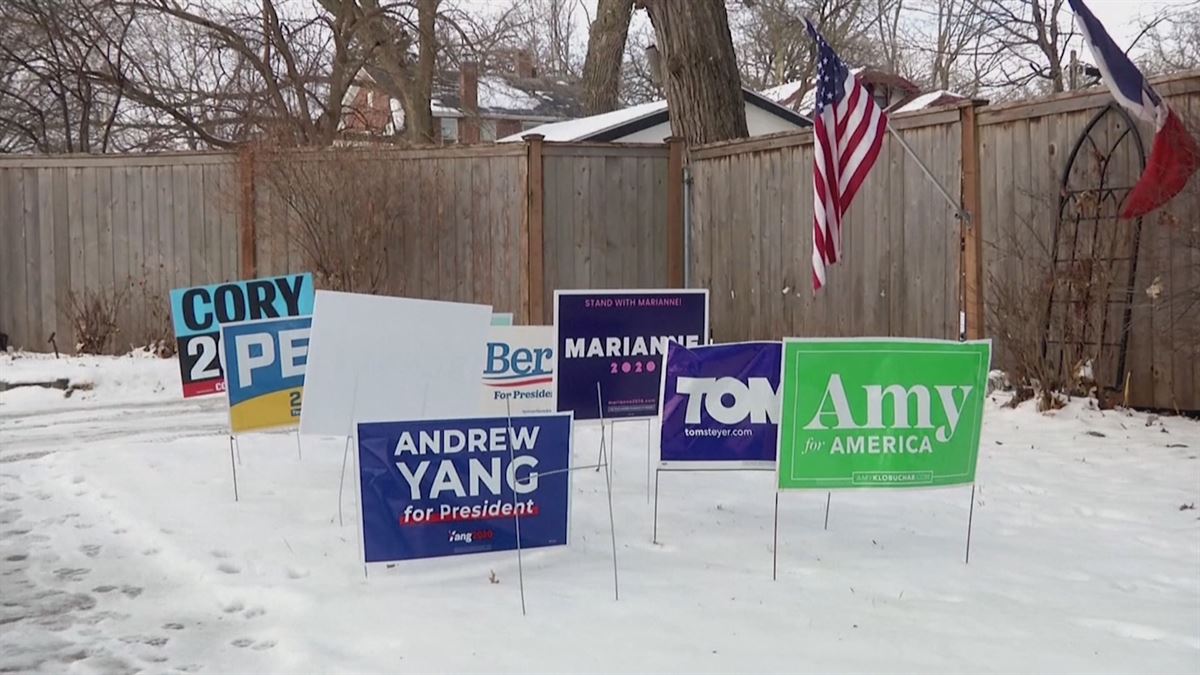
[[620, 23, 663, 105], [638, 0, 747, 144], [581, 0, 634, 114], [969, 0, 1074, 95], [1136, 2, 1200, 75], [729, 0, 898, 95], [502, 0, 586, 79], [0, 0, 134, 153]]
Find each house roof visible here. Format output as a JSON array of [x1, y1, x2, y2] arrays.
[[361, 65, 581, 121], [892, 89, 969, 113], [499, 88, 810, 142], [761, 67, 923, 113]]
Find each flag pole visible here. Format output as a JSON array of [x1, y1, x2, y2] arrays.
[[885, 121, 972, 225]]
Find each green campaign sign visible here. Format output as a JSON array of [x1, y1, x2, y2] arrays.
[[777, 339, 991, 490]]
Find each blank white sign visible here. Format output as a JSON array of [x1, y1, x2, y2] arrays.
[[299, 290, 493, 437]]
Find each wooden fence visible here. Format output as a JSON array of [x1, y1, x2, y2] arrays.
[[0, 140, 679, 351], [978, 73, 1200, 412], [687, 105, 966, 344], [0, 153, 240, 352], [1, 72, 1197, 409]]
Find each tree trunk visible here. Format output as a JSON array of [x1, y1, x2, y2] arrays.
[[641, 0, 747, 145], [581, 0, 634, 114], [406, 0, 437, 143]]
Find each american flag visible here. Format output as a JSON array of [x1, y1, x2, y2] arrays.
[[806, 20, 888, 291]]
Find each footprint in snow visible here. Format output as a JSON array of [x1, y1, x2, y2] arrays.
[[142, 548, 160, 556], [243, 607, 266, 619], [80, 544, 102, 558], [120, 634, 169, 648], [93, 585, 118, 593], [210, 550, 231, 559], [53, 567, 90, 582], [231, 638, 254, 648], [285, 566, 309, 580], [1, 494, 18, 502], [5, 553, 28, 562], [216, 562, 241, 575], [251, 640, 276, 651], [222, 600, 245, 614], [120, 585, 143, 598], [72, 476, 85, 485], [162, 622, 185, 631]]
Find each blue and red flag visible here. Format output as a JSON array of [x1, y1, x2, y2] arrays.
[[1069, 0, 1198, 218]]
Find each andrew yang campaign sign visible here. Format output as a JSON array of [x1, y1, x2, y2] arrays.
[[221, 316, 311, 434], [356, 414, 572, 563], [481, 326, 555, 416], [555, 289, 709, 420], [169, 273, 314, 398], [659, 341, 781, 468]]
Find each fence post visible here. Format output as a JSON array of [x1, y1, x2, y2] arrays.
[[666, 136, 685, 288], [524, 134, 546, 325], [238, 146, 257, 279], [960, 103, 985, 339]]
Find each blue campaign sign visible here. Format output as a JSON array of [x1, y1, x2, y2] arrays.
[[220, 316, 312, 434], [168, 273, 314, 398], [357, 414, 572, 564], [659, 341, 781, 468], [555, 289, 709, 421]]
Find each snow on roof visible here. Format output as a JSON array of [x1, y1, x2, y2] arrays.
[[498, 99, 668, 142], [478, 76, 542, 112], [759, 67, 867, 113], [759, 80, 806, 105], [893, 89, 965, 113]]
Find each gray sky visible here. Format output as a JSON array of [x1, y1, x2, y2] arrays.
[[463, 0, 1194, 60]]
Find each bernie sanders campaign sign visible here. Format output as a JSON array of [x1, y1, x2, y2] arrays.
[[356, 414, 572, 563], [554, 289, 709, 420], [220, 316, 312, 434], [169, 273, 314, 398], [480, 326, 555, 416], [658, 341, 781, 469]]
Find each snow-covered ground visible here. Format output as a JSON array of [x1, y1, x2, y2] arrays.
[[1, 352, 1198, 674]]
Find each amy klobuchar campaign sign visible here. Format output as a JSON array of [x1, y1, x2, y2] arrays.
[[356, 414, 572, 563], [659, 341, 781, 468], [554, 290, 709, 420]]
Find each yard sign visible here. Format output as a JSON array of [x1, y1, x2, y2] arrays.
[[168, 273, 314, 398], [777, 339, 991, 490], [221, 316, 312, 434]]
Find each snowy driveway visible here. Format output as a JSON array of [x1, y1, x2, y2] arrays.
[[1, 355, 1198, 674]]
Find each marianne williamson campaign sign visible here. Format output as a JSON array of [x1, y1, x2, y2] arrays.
[[169, 273, 314, 398], [356, 414, 572, 563], [220, 316, 311, 434], [659, 341, 781, 468], [555, 289, 709, 420]]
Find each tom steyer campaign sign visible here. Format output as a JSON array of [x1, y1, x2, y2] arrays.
[[356, 414, 572, 563], [659, 341, 782, 469], [554, 289, 709, 420]]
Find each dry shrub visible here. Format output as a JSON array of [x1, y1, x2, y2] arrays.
[[128, 271, 176, 358], [258, 147, 396, 293], [986, 189, 1126, 411], [68, 288, 125, 354]]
